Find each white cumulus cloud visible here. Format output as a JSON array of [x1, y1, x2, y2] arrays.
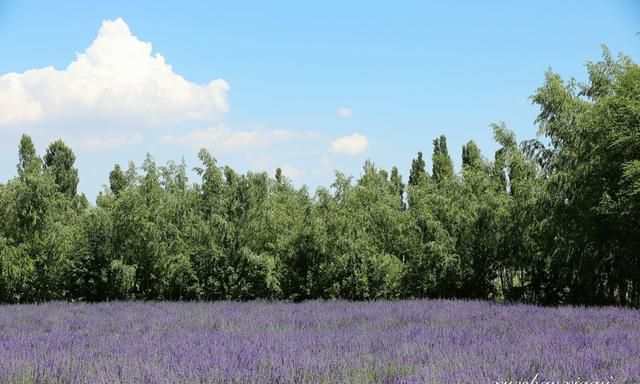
[[337, 107, 353, 118], [330, 133, 368, 155], [0, 17, 229, 127]]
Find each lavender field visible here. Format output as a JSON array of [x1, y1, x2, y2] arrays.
[[0, 300, 639, 383]]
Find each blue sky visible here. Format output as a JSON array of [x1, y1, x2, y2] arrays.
[[0, 1, 638, 201]]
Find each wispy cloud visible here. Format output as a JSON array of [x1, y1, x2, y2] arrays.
[[280, 165, 302, 178], [80, 132, 143, 150], [160, 125, 300, 152], [337, 107, 353, 118]]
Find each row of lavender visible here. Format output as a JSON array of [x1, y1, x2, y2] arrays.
[[0, 300, 638, 383]]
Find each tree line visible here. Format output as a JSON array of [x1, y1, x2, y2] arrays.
[[1, 49, 638, 306]]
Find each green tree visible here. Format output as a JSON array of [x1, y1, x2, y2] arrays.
[[531, 47, 640, 305], [462, 140, 482, 170], [432, 135, 454, 183], [109, 165, 127, 195], [43, 140, 79, 198], [17, 134, 41, 179], [408, 151, 428, 186]]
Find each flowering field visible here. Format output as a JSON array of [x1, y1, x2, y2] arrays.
[[0, 300, 638, 383]]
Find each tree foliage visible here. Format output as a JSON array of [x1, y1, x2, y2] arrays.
[[0, 48, 638, 306]]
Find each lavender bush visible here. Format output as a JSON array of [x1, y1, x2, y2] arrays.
[[0, 300, 638, 383]]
